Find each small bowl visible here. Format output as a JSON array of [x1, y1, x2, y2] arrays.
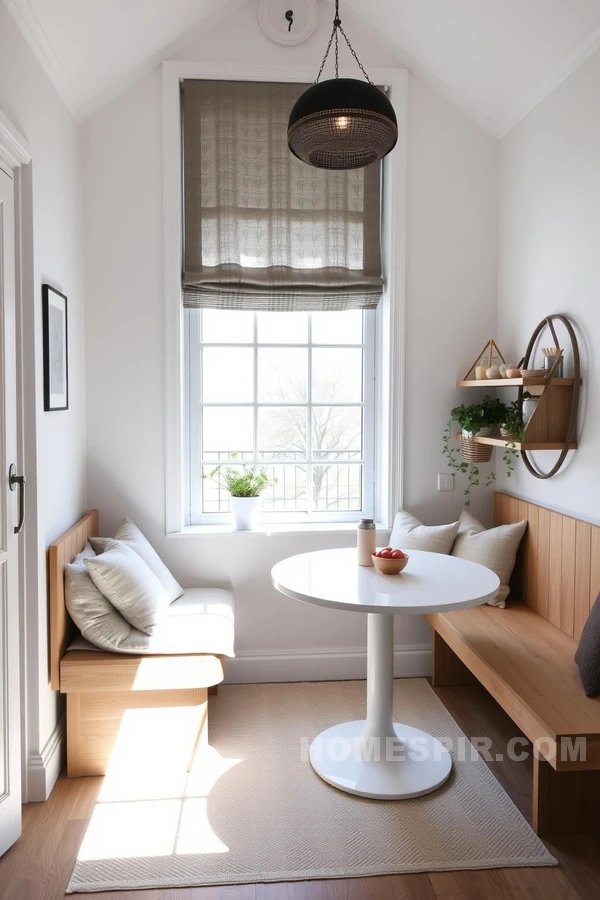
[[372, 554, 409, 575]]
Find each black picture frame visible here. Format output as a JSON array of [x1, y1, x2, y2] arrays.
[[42, 284, 69, 411]]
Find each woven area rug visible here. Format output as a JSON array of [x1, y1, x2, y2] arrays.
[[68, 679, 555, 893]]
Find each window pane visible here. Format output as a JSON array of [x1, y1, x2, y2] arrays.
[[202, 348, 253, 402], [258, 348, 308, 401], [260, 465, 308, 512], [202, 464, 233, 513], [312, 348, 363, 402], [313, 464, 362, 511], [257, 311, 308, 344], [311, 310, 363, 345], [202, 309, 253, 343], [312, 407, 362, 459], [202, 407, 253, 460], [258, 407, 307, 460]]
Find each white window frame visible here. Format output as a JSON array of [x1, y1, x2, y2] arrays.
[[163, 62, 407, 535], [185, 308, 376, 525]]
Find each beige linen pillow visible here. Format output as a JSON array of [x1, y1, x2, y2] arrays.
[[85, 539, 169, 635], [451, 510, 527, 608], [390, 510, 460, 554], [65, 548, 135, 648], [91, 517, 183, 603]]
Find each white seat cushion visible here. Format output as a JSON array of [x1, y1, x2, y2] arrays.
[[67, 584, 235, 658]]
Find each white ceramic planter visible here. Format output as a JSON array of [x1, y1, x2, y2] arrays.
[[231, 496, 262, 531]]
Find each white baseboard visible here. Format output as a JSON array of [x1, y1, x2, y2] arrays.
[[27, 715, 65, 802], [224, 644, 432, 684]]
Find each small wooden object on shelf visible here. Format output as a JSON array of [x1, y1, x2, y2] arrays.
[[462, 338, 506, 382]]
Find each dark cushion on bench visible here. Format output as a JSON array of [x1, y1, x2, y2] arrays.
[[576, 593, 600, 697]]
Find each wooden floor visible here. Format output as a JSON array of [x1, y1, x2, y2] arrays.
[[1, 683, 599, 900]]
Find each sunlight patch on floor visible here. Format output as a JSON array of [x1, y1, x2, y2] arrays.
[[77, 704, 241, 862]]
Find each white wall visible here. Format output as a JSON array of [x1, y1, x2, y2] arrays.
[[497, 49, 599, 522], [0, 5, 86, 798], [82, 7, 498, 682]]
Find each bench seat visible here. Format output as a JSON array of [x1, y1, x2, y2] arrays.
[[427, 602, 600, 771], [427, 600, 600, 835], [48, 511, 236, 778]]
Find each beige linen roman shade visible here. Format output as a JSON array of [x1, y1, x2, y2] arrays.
[[182, 79, 383, 311]]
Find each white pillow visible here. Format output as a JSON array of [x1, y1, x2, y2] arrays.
[[90, 518, 183, 604], [390, 510, 460, 554], [85, 539, 169, 635], [451, 510, 528, 608]]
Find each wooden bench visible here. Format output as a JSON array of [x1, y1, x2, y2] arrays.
[[426, 492, 600, 836], [49, 511, 226, 778]]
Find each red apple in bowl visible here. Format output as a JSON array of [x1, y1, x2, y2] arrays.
[[372, 550, 409, 574]]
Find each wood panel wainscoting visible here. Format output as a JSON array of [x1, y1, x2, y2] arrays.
[[48, 512, 225, 778], [427, 492, 600, 837]]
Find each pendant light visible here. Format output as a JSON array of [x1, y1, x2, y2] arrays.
[[288, 0, 397, 170]]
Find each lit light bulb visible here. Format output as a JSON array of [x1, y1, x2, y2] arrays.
[[334, 115, 350, 130]]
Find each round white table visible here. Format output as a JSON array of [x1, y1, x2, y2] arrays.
[[271, 547, 500, 800]]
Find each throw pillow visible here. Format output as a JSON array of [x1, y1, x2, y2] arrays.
[[85, 539, 169, 635], [65, 551, 137, 649], [90, 517, 183, 603], [451, 510, 527, 608], [575, 593, 600, 697], [390, 510, 460, 555]]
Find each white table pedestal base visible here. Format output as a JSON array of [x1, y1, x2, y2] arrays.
[[309, 720, 452, 799], [309, 612, 452, 800]]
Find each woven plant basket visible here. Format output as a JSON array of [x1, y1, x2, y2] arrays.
[[460, 436, 493, 463]]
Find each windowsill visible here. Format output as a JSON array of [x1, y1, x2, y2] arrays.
[[167, 522, 391, 537]]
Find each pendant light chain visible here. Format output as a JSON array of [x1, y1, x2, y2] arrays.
[[288, 0, 397, 169], [314, 0, 372, 85], [338, 24, 373, 84]]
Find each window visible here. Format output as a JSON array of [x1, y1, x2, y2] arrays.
[[180, 79, 384, 527], [186, 308, 376, 524]]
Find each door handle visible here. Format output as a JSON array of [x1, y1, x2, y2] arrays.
[[8, 464, 26, 535]]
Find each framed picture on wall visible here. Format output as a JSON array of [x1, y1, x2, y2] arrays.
[[42, 284, 69, 411]]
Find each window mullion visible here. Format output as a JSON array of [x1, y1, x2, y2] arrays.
[[307, 313, 313, 514], [253, 312, 259, 468]]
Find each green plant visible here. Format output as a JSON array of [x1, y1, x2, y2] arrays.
[[500, 400, 524, 440], [451, 396, 507, 436], [202, 453, 277, 497], [442, 395, 525, 505], [500, 393, 531, 440]]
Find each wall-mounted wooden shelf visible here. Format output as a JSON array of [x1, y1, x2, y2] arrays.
[[455, 316, 580, 479], [456, 433, 578, 451], [457, 378, 575, 388]]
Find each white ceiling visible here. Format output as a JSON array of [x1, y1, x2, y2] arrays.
[[5, 0, 600, 134]]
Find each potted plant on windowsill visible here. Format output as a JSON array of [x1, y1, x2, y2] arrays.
[[202, 454, 277, 531]]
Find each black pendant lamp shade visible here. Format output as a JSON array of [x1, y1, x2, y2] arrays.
[[287, 1, 397, 170]]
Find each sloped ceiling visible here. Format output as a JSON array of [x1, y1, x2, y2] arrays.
[[5, 0, 600, 135]]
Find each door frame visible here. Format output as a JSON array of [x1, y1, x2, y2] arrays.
[[0, 110, 34, 803]]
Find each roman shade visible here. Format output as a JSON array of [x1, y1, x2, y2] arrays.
[[182, 79, 383, 311]]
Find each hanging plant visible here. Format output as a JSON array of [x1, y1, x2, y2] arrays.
[[442, 397, 523, 505]]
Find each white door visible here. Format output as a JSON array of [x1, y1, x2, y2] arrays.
[[0, 163, 22, 855]]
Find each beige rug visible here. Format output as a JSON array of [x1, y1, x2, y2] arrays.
[[67, 679, 555, 893]]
